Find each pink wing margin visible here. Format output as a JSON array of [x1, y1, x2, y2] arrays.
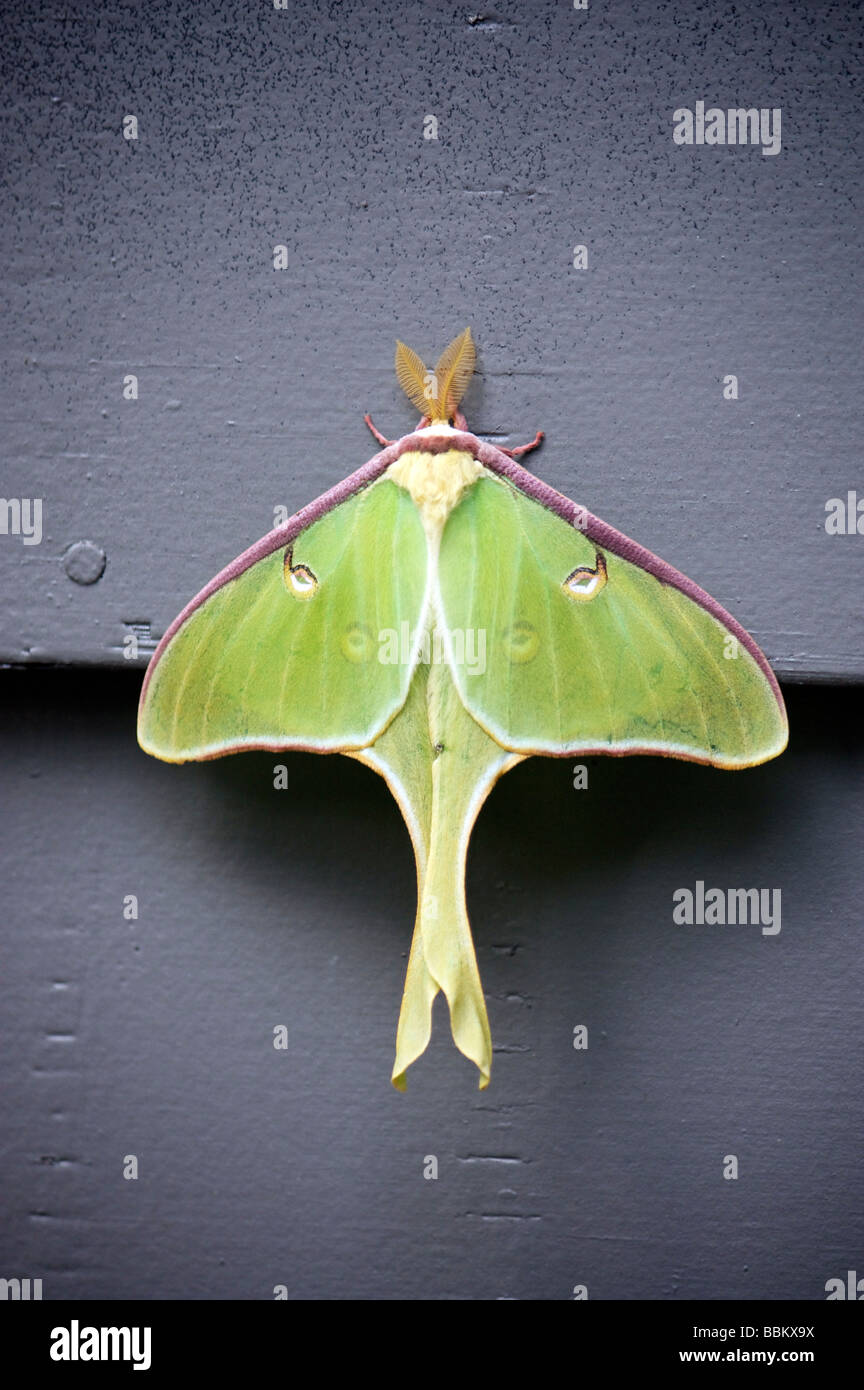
[[138, 437, 404, 709], [140, 426, 786, 729]]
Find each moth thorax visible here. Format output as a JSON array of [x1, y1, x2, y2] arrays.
[[386, 448, 485, 531]]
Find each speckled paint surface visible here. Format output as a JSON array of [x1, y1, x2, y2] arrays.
[[1, 0, 862, 676], [1, 671, 862, 1299], [1, 0, 862, 1305]]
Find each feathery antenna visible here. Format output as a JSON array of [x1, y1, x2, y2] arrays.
[[394, 327, 475, 422]]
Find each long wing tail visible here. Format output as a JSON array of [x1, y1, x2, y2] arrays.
[[352, 659, 521, 1089]]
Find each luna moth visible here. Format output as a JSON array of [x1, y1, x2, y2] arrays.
[[138, 328, 788, 1090]]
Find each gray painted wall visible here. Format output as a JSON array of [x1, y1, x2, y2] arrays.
[[1, 673, 862, 1300], [1, 0, 862, 1302], [1, 0, 862, 677]]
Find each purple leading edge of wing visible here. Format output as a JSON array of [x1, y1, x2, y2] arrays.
[[140, 426, 785, 719], [462, 433, 786, 714], [139, 437, 404, 705]]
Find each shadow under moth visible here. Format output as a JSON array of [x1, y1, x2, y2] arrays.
[[138, 329, 788, 1089]]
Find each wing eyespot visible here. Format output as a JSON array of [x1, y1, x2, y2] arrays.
[[503, 621, 540, 664], [283, 548, 318, 599], [564, 551, 607, 602], [340, 623, 376, 664]]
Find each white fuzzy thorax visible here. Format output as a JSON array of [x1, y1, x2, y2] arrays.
[[386, 448, 486, 535]]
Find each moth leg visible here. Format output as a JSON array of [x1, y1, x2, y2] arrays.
[[363, 413, 394, 446], [501, 429, 544, 459]]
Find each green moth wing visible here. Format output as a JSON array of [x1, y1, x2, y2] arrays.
[[438, 467, 787, 768], [138, 474, 427, 761], [138, 327, 789, 1091]]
